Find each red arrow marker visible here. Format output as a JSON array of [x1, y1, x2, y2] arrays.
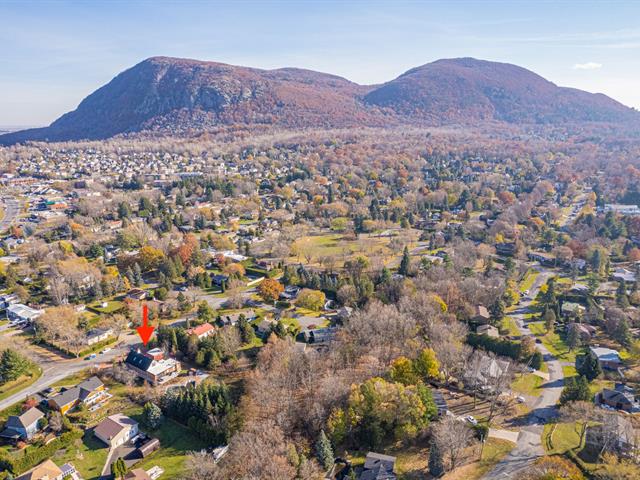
[[137, 304, 155, 346]]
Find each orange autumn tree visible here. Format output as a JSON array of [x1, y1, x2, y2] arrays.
[[257, 278, 284, 303]]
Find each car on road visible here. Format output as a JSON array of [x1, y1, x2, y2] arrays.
[[85, 353, 97, 360], [100, 347, 112, 354], [464, 415, 478, 426]]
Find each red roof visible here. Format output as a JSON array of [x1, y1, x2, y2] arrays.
[[187, 322, 214, 337]]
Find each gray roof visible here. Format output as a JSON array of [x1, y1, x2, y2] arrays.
[[6, 407, 44, 430], [50, 376, 103, 408]]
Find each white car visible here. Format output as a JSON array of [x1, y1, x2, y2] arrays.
[[516, 395, 526, 403], [464, 415, 478, 426], [101, 347, 112, 354]]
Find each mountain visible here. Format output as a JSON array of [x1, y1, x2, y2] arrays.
[[364, 58, 636, 124], [1, 56, 637, 144]]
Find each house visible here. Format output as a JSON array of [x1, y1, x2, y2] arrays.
[[94, 413, 139, 448], [186, 322, 215, 340], [15, 459, 64, 480], [528, 251, 556, 267], [476, 324, 499, 338], [596, 384, 639, 412], [495, 242, 516, 256], [256, 319, 277, 338], [0, 407, 45, 441], [279, 285, 300, 301], [211, 274, 230, 286], [336, 306, 353, 321], [612, 268, 637, 284], [465, 357, 511, 390], [86, 327, 113, 345], [6, 303, 43, 325], [604, 204, 640, 216], [303, 327, 338, 344], [359, 452, 397, 480], [127, 288, 148, 301], [590, 346, 623, 370], [471, 305, 491, 324], [212, 445, 229, 463], [48, 376, 106, 415], [586, 415, 638, 458], [561, 302, 586, 318], [0, 293, 18, 310], [570, 323, 596, 340], [125, 348, 181, 385]]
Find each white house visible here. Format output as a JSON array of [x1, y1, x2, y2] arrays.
[[94, 414, 139, 448], [6, 303, 43, 325]]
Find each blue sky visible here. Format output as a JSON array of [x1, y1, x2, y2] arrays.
[[2, 0, 640, 126]]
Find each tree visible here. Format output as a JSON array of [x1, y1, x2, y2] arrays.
[[560, 401, 597, 449], [566, 323, 582, 351], [0, 348, 33, 383], [431, 416, 474, 472], [543, 308, 556, 332], [295, 288, 326, 311], [315, 429, 334, 471], [428, 437, 445, 477], [576, 350, 602, 381], [390, 356, 419, 385], [399, 246, 411, 276], [48, 411, 64, 433], [560, 375, 591, 404], [257, 278, 284, 303], [490, 298, 505, 323], [414, 347, 440, 380], [142, 402, 163, 429], [111, 457, 127, 479]]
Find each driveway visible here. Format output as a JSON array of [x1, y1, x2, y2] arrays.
[[483, 268, 564, 478]]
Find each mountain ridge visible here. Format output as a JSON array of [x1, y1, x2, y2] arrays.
[[1, 56, 637, 144]]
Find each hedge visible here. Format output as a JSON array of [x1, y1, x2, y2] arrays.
[[467, 333, 522, 360], [0, 428, 83, 474]]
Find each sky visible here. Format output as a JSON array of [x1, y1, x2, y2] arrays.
[[2, 0, 640, 126]]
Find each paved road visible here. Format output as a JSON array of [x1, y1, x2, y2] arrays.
[[483, 268, 564, 479], [0, 331, 140, 411], [0, 197, 20, 231]]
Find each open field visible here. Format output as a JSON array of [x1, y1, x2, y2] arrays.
[[528, 322, 579, 363]]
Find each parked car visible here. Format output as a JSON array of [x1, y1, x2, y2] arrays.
[[464, 415, 478, 426]]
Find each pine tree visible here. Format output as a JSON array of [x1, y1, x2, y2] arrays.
[[142, 402, 163, 429], [576, 350, 602, 381], [428, 438, 445, 476], [133, 262, 143, 286], [399, 246, 411, 276], [315, 430, 334, 471]]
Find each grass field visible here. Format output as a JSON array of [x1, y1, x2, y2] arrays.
[[528, 322, 578, 363], [511, 373, 543, 397], [0, 365, 42, 402], [501, 317, 520, 337], [55, 431, 108, 480], [543, 422, 582, 455], [289, 232, 405, 266], [87, 300, 124, 314], [519, 269, 540, 293], [441, 439, 515, 480]]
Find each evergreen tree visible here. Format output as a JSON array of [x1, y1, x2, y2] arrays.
[[142, 402, 163, 429], [315, 430, 334, 471], [112, 457, 127, 479], [543, 308, 556, 332], [0, 348, 32, 382], [133, 263, 143, 286], [399, 246, 411, 276], [576, 350, 602, 381]]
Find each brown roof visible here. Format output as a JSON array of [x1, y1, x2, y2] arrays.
[[15, 459, 63, 480], [94, 414, 137, 441]]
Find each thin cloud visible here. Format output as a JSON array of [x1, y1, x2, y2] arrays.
[[573, 62, 602, 70]]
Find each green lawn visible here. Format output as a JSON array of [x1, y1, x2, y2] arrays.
[[0, 365, 42, 402], [54, 431, 108, 480], [519, 270, 539, 293], [527, 322, 578, 363], [511, 373, 543, 397], [543, 422, 582, 455], [500, 317, 520, 336], [562, 365, 577, 377], [87, 300, 124, 314], [134, 419, 208, 478]]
